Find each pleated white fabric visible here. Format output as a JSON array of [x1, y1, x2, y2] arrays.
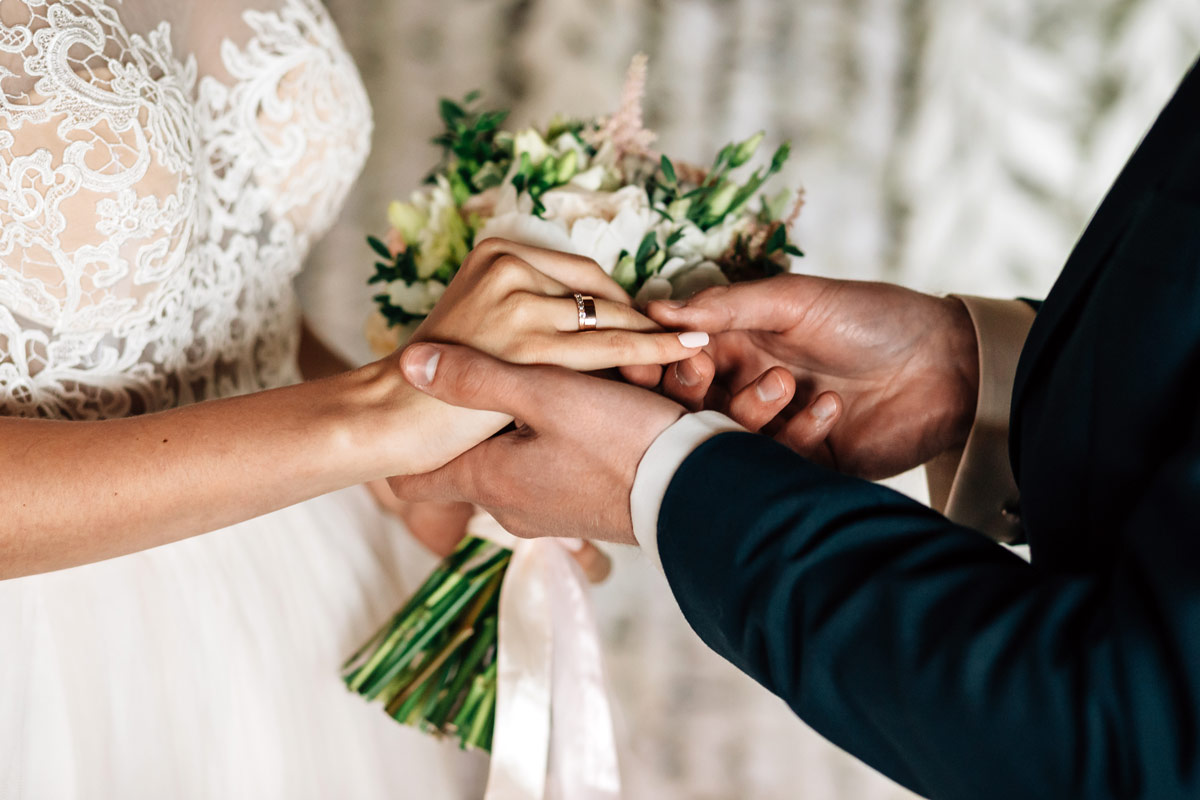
[[0, 486, 485, 799]]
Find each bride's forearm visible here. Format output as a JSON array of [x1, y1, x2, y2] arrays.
[[0, 361, 501, 579]]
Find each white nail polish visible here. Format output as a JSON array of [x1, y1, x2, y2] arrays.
[[677, 331, 709, 348], [559, 537, 585, 552], [423, 350, 440, 385]]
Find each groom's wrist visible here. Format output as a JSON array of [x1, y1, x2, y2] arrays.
[[629, 411, 746, 571], [940, 295, 982, 452]]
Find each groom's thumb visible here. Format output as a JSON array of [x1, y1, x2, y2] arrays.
[[400, 343, 530, 419]]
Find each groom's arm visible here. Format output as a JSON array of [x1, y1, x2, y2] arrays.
[[636, 423, 1200, 800]]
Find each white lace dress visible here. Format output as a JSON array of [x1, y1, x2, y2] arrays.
[[0, 1, 478, 796]]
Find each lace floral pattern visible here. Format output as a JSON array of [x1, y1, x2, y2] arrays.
[[0, 0, 371, 418]]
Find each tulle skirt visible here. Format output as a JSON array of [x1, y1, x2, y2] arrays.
[[0, 486, 485, 799]]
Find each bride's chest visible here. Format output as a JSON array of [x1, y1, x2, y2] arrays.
[[0, 0, 372, 331]]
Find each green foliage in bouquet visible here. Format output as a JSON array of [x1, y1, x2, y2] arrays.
[[343, 537, 510, 752], [367, 79, 805, 334]]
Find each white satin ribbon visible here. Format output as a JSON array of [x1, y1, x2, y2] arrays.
[[469, 514, 622, 800]]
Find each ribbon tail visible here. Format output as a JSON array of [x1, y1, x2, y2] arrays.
[[545, 545, 622, 800], [482, 534, 552, 800], [471, 513, 622, 800]]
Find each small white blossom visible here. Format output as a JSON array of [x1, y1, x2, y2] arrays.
[[513, 128, 551, 166], [413, 177, 469, 279], [388, 279, 447, 316]]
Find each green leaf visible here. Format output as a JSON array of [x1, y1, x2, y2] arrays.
[[474, 110, 509, 132], [711, 143, 734, 176], [666, 227, 686, 248], [473, 162, 506, 189], [770, 141, 792, 174], [516, 151, 533, 181], [463, 89, 482, 105], [766, 224, 787, 254], [367, 235, 393, 260], [634, 231, 657, 265], [784, 244, 805, 257], [439, 98, 465, 127], [660, 155, 677, 186]]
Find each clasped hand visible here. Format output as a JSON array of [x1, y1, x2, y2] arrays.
[[389, 263, 982, 549]]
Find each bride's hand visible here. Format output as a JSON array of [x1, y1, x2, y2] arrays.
[[411, 238, 707, 369], [373, 238, 707, 480]]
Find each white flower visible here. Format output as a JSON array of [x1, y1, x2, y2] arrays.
[[633, 276, 673, 306], [568, 165, 607, 192], [668, 216, 751, 264], [477, 211, 575, 254], [513, 128, 551, 165], [667, 260, 730, 299], [633, 258, 730, 305], [551, 132, 589, 167], [477, 185, 659, 275], [388, 200, 427, 246], [388, 279, 447, 316]]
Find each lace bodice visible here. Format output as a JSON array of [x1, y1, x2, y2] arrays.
[[0, 0, 371, 419]]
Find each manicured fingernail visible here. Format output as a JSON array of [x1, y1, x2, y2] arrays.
[[402, 345, 440, 388], [677, 331, 709, 348], [811, 393, 837, 422], [675, 359, 700, 387], [559, 537, 585, 552], [756, 372, 786, 403], [659, 300, 685, 309]]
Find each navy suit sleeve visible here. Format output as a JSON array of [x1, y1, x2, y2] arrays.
[[658, 430, 1200, 799]]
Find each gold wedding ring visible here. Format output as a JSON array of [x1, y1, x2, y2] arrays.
[[573, 292, 598, 331]]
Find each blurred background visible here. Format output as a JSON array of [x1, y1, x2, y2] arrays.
[[302, 1, 1200, 797]]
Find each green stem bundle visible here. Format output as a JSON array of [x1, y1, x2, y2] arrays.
[[343, 536, 512, 752]]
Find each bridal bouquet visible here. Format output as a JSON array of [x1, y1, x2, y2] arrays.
[[346, 55, 804, 796]]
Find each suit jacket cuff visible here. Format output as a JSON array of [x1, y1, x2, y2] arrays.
[[925, 295, 1036, 542], [630, 411, 746, 570]]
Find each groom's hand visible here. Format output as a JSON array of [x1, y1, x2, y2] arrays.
[[647, 275, 980, 480], [387, 343, 686, 545]]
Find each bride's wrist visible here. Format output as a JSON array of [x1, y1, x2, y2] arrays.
[[322, 358, 420, 481], [337, 355, 512, 480]]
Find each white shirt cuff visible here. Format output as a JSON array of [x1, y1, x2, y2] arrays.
[[630, 411, 746, 571]]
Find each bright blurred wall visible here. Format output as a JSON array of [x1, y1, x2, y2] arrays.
[[303, 2, 1200, 798]]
